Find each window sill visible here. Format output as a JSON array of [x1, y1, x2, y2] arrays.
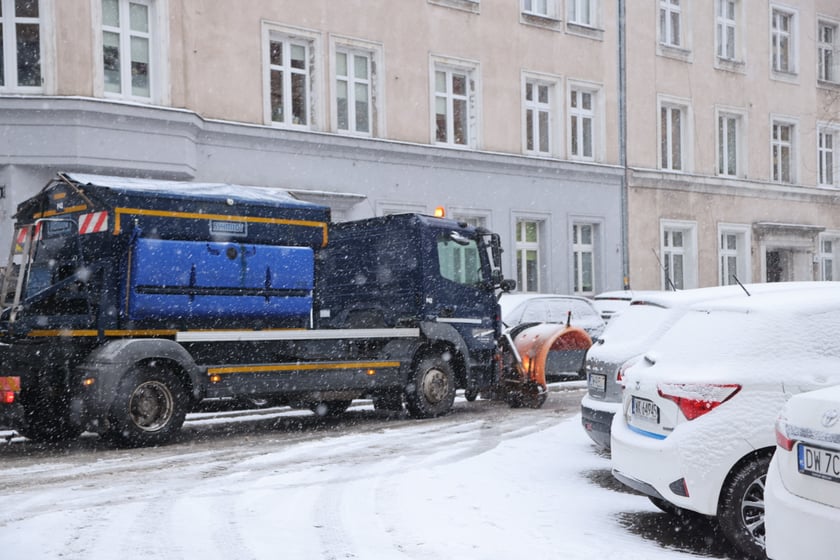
[[714, 57, 746, 75], [520, 12, 563, 32], [817, 78, 840, 91], [771, 69, 799, 85], [566, 21, 604, 41], [428, 0, 479, 14], [656, 43, 692, 63]]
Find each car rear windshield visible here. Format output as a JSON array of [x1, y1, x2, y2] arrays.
[[600, 302, 673, 345]]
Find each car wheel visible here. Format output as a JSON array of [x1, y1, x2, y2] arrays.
[[717, 454, 771, 560], [405, 354, 456, 419]]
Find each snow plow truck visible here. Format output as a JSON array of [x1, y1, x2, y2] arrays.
[[0, 173, 589, 446]]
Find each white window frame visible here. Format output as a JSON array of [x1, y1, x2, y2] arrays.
[[430, 55, 480, 149], [715, 0, 738, 61], [818, 124, 839, 187], [568, 82, 602, 162], [93, 0, 168, 103], [770, 116, 798, 184], [0, 0, 54, 93], [330, 36, 384, 138], [818, 18, 840, 84], [522, 72, 560, 157], [658, 96, 692, 172], [572, 222, 597, 296], [263, 24, 323, 129], [770, 5, 798, 76], [717, 223, 751, 285], [514, 218, 544, 293], [819, 232, 840, 281], [659, 0, 683, 48], [716, 107, 746, 178], [660, 219, 698, 290], [568, 0, 596, 27], [522, 0, 557, 19]]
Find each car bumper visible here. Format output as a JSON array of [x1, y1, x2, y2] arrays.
[[580, 393, 619, 450], [609, 413, 725, 516], [765, 454, 840, 559]]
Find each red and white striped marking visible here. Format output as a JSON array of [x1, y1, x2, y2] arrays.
[[14, 224, 42, 251], [78, 211, 109, 235]]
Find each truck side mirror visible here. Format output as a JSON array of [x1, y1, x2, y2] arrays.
[[499, 278, 516, 292]]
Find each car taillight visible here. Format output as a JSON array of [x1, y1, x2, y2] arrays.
[[774, 416, 795, 451], [616, 357, 641, 383], [1, 390, 15, 404], [657, 383, 741, 421]]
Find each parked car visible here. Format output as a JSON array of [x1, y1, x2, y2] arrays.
[[765, 383, 840, 560], [591, 290, 658, 322], [610, 286, 840, 560], [499, 293, 605, 378], [581, 282, 835, 450]]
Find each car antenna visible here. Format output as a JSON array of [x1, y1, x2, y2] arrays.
[[651, 248, 678, 291], [731, 274, 751, 296]]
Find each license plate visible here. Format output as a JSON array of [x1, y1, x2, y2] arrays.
[[589, 373, 606, 392], [631, 396, 660, 424], [798, 443, 840, 483]]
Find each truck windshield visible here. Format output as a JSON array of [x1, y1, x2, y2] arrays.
[[6, 220, 96, 317], [437, 234, 485, 286]]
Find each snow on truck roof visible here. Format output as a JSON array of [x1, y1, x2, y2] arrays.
[[64, 173, 324, 209]]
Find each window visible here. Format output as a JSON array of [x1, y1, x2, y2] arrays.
[[771, 7, 796, 74], [818, 126, 838, 187], [569, 0, 595, 26], [522, 0, 555, 18], [659, 100, 689, 171], [572, 223, 595, 295], [101, 0, 152, 99], [715, 0, 737, 60], [0, 0, 42, 90], [267, 35, 313, 127], [661, 221, 697, 289], [432, 57, 478, 148], [717, 110, 743, 177], [515, 220, 541, 293], [659, 0, 683, 48], [569, 86, 596, 161], [820, 235, 839, 281], [438, 235, 482, 286], [335, 50, 369, 134], [718, 225, 750, 285], [771, 119, 796, 183], [524, 78, 553, 156], [818, 20, 839, 83]]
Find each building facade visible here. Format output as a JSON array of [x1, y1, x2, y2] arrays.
[[1, 0, 838, 294], [626, 0, 840, 288], [0, 0, 625, 296]]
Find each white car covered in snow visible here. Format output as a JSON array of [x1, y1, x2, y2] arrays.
[[765, 383, 840, 560], [610, 286, 840, 560]]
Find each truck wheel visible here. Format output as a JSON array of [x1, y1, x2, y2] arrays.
[[405, 354, 456, 419], [717, 454, 771, 560], [464, 387, 479, 402], [310, 400, 352, 417], [105, 363, 188, 447]]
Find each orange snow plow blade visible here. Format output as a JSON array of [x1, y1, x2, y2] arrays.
[[513, 323, 592, 388]]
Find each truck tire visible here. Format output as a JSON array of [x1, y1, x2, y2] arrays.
[[717, 454, 771, 560], [405, 354, 456, 419], [105, 363, 188, 447], [310, 400, 352, 417]]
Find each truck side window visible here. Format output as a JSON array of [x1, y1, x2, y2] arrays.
[[437, 236, 482, 286]]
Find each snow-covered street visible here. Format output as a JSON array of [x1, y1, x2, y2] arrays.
[[0, 384, 743, 559]]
